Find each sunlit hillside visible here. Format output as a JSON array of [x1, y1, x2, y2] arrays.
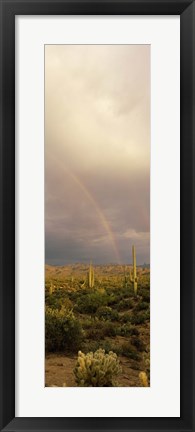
[[45, 263, 150, 387]]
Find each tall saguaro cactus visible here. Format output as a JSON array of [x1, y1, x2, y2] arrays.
[[88, 262, 95, 288], [130, 245, 138, 295]]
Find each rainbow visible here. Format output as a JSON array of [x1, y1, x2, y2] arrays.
[[48, 155, 121, 263], [67, 168, 121, 264]]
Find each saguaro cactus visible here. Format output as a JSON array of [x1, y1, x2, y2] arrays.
[[88, 262, 95, 288], [49, 281, 54, 295], [91, 266, 94, 288], [130, 245, 138, 295]]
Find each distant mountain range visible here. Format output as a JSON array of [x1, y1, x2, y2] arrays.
[[45, 263, 150, 279], [140, 263, 150, 269]]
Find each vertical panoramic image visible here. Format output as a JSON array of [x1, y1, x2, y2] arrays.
[[45, 45, 150, 387]]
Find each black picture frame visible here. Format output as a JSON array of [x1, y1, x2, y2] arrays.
[[0, 0, 194, 431]]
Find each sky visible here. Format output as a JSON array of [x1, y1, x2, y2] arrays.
[[45, 45, 150, 265]]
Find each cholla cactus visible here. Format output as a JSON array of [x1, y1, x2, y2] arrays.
[[74, 349, 122, 387], [139, 351, 150, 387], [139, 371, 148, 387], [142, 351, 150, 383]]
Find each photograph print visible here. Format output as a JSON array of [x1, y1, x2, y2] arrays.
[[45, 45, 150, 387]]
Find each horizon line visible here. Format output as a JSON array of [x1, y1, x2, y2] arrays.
[[45, 262, 150, 267]]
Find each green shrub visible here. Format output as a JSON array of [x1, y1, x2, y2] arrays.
[[81, 317, 94, 329], [45, 307, 83, 352], [116, 324, 139, 337], [86, 321, 116, 339], [131, 336, 146, 352], [81, 339, 120, 355], [85, 328, 104, 340], [106, 293, 119, 306], [141, 289, 150, 303], [102, 321, 117, 337], [134, 301, 149, 312], [81, 340, 101, 353], [45, 293, 63, 310], [74, 349, 122, 387], [119, 313, 132, 323], [131, 310, 150, 325], [74, 292, 107, 314], [116, 298, 134, 311], [97, 306, 119, 321], [45, 288, 73, 311], [120, 342, 141, 360]]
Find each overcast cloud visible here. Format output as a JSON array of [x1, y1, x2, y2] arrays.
[[45, 45, 150, 265]]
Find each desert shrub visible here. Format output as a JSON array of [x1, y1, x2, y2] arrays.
[[115, 298, 134, 311], [116, 324, 139, 337], [45, 294, 63, 310], [120, 342, 141, 360], [86, 320, 116, 339], [141, 289, 150, 303], [131, 336, 146, 352], [134, 301, 149, 312], [45, 287, 73, 310], [119, 312, 132, 323], [45, 307, 83, 352], [81, 317, 94, 329], [97, 287, 106, 295], [102, 321, 117, 337], [110, 285, 133, 301], [74, 292, 107, 314], [105, 293, 118, 306], [62, 297, 73, 309], [81, 340, 101, 353], [121, 285, 134, 297], [131, 310, 150, 325], [86, 328, 105, 340], [106, 286, 133, 305], [81, 339, 120, 355], [97, 306, 119, 321], [74, 349, 121, 387]]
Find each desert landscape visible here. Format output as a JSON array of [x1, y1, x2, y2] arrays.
[[45, 254, 150, 387]]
